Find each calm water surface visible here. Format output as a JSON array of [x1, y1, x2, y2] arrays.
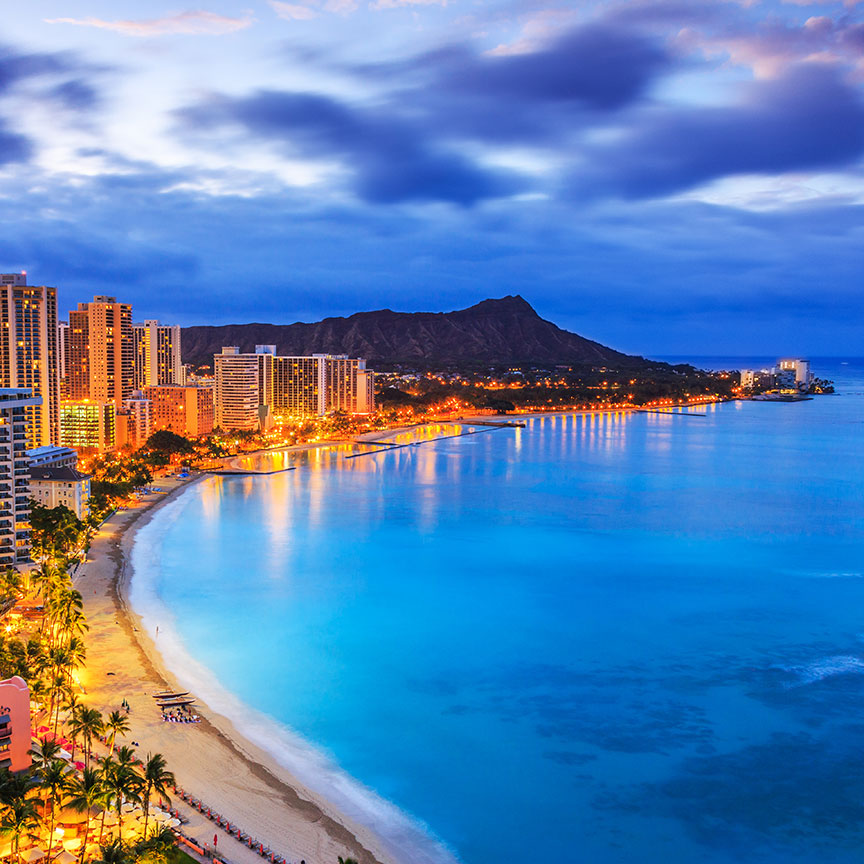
[[132, 359, 864, 864]]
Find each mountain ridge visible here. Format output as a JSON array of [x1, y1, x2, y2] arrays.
[[180, 296, 652, 369]]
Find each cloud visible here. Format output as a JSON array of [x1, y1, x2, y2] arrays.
[[571, 63, 864, 199], [0, 43, 106, 163], [269, 0, 318, 20], [45, 10, 253, 37], [337, 22, 672, 147], [0, 124, 31, 165], [361, 23, 670, 114], [178, 90, 523, 205], [675, 9, 864, 77], [372, 0, 448, 10], [49, 79, 100, 110], [269, 0, 359, 17]]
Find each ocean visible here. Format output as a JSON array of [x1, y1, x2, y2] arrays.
[[131, 357, 864, 864]]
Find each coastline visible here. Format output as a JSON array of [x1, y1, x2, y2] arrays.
[[76, 476, 401, 864]]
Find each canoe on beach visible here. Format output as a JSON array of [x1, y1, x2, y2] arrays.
[[159, 698, 197, 708], [153, 691, 190, 700]]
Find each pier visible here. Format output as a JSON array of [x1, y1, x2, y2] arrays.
[[636, 409, 707, 418]]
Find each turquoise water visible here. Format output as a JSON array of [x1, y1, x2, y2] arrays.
[[132, 359, 864, 864]]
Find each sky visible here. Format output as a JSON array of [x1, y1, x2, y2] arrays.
[[0, 0, 862, 355]]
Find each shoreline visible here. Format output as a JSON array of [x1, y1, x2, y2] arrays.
[[76, 476, 402, 864], [225, 403, 669, 471]]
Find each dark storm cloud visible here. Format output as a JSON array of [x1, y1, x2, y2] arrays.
[[253, 13, 864, 205], [0, 124, 31, 165], [48, 78, 100, 110], [363, 23, 670, 111], [572, 63, 864, 199], [179, 90, 522, 205], [0, 43, 106, 161]]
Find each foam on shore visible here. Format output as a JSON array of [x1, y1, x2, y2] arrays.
[[129, 487, 460, 864]]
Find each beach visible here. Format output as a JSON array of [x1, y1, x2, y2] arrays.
[[74, 475, 396, 864]]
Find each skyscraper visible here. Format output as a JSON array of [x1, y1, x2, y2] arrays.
[[271, 356, 326, 417], [133, 319, 182, 388], [0, 388, 40, 566], [0, 275, 60, 448], [67, 296, 134, 408], [214, 346, 274, 431], [57, 321, 69, 384], [217, 349, 375, 428]]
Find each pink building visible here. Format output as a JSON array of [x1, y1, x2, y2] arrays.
[[0, 676, 31, 772]]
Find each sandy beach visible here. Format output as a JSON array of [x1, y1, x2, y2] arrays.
[[74, 475, 396, 864]]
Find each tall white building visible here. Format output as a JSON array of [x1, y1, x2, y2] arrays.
[[777, 358, 811, 390], [216, 348, 375, 428], [214, 346, 274, 431], [133, 320, 182, 388], [57, 321, 69, 384], [0, 388, 41, 567]]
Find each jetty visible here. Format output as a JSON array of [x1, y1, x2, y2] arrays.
[[636, 409, 707, 418]]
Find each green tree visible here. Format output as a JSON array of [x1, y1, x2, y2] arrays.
[[67, 768, 108, 864], [0, 796, 41, 864], [140, 754, 175, 840], [39, 759, 70, 854], [94, 838, 131, 864], [99, 759, 142, 843], [145, 431, 194, 457], [67, 708, 103, 769], [105, 711, 129, 755]]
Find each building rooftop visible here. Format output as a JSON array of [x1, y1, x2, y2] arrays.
[[26, 445, 75, 457], [30, 467, 91, 482]]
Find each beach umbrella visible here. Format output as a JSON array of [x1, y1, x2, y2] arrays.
[[57, 749, 72, 761], [54, 851, 77, 864], [102, 813, 119, 826], [120, 802, 136, 814], [56, 806, 88, 825], [22, 848, 46, 863], [62, 839, 83, 852], [0, 838, 12, 857], [153, 811, 170, 823], [120, 825, 140, 842], [167, 818, 181, 828]]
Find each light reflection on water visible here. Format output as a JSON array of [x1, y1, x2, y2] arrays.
[[144, 375, 864, 864]]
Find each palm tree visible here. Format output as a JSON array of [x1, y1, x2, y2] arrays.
[[0, 796, 41, 864], [104, 712, 129, 755], [30, 738, 62, 774], [94, 838, 130, 864], [0, 566, 23, 603], [99, 759, 142, 842], [66, 768, 107, 864], [60, 698, 81, 759], [112, 747, 137, 771], [39, 759, 70, 857], [46, 673, 71, 735], [134, 826, 175, 861], [67, 708, 103, 768], [140, 754, 175, 839]]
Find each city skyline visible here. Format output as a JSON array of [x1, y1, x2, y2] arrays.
[[2, 1, 863, 355]]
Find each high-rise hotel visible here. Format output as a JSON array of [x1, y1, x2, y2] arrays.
[[0, 274, 60, 448], [0, 388, 41, 566], [215, 346, 375, 431], [67, 296, 134, 407], [133, 320, 182, 388]]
